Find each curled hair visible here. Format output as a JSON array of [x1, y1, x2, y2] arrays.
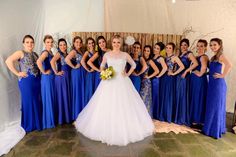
[[210, 38, 223, 62], [155, 42, 165, 51], [23, 35, 34, 43], [97, 36, 107, 61], [143, 45, 153, 60], [72, 36, 83, 49]]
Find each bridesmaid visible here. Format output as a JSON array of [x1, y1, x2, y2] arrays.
[[50, 38, 71, 125], [190, 39, 209, 125], [203, 38, 232, 139], [159, 43, 184, 123], [81, 37, 97, 105], [174, 38, 198, 126], [87, 36, 109, 89], [65, 36, 86, 121], [129, 42, 147, 92], [152, 42, 167, 120], [5, 35, 42, 132], [37, 35, 55, 129], [140, 45, 159, 117]]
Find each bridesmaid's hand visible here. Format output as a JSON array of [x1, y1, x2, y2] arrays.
[[89, 69, 94, 72], [144, 75, 150, 79], [213, 73, 224, 79], [192, 71, 200, 77], [17, 72, 28, 78], [56, 71, 64, 76], [44, 70, 51, 75], [74, 64, 81, 69], [167, 71, 174, 76], [122, 71, 128, 77], [181, 71, 187, 78]]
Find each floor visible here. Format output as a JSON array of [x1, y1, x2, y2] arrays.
[[3, 113, 236, 157]]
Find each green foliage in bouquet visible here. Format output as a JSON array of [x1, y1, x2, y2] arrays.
[[100, 66, 115, 80]]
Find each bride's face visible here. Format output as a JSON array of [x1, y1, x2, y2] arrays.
[[112, 38, 121, 50]]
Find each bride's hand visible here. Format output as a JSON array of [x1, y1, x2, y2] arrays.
[[122, 71, 128, 77]]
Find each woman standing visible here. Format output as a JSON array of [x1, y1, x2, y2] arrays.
[[203, 38, 232, 138], [174, 39, 198, 126], [65, 36, 86, 121], [190, 39, 209, 125], [50, 38, 71, 125], [37, 35, 55, 129], [81, 37, 97, 105], [152, 42, 167, 120], [140, 45, 159, 117], [159, 43, 184, 123], [5, 35, 42, 132], [129, 42, 147, 92]]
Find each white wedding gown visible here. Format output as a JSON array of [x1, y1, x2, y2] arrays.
[[74, 52, 154, 146]]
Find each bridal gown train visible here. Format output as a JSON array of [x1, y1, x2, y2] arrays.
[[74, 52, 154, 146]]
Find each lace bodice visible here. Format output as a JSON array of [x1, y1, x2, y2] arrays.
[[101, 52, 136, 74]]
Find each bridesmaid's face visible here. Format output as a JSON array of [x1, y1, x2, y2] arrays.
[[45, 38, 54, 50], [153, 45, 161, 55], [143, 47, 151, 59], [59, 41, 67, 53], [133, 44, 141, 54], [98, 39, 106, 49], [23, 38, 34, 52], [180, 42, 188, 52], [197, 42, 206, 54], [210, 41, 220, 53], [74, 39, 82, 50], [87, 39, 95, 50], [166, 45, 173, 55], [112, 38, 121, 50]]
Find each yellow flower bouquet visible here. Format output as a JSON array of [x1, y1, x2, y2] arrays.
[[100, 66, 115, 80]]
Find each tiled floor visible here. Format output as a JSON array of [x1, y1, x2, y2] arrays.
[[3, 123, 236, 157]]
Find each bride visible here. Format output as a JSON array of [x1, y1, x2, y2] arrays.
[[74, 35, 154, 146]]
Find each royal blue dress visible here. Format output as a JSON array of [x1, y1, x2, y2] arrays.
[[54, 51, 71, 124], [173, 51, 191, 126], [71, 50, 86, 121], [203, 61, 227, 139], [84, 52, 97, 105], [41, 50, 55, 129], [130, 56, 142, 92], [140, 61, 153, 117], [18, 51, 42, 132], [152, 56, 163, 119], [190, 54, 208, 124], [158, 55, 176, 122]]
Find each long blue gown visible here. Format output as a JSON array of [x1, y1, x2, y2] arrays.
[[18, 50, 42, 132], [130, 56, 142, 92], [54, 51, 71, 124], [140, 61, 153, 117], [71, 50, 86, 121], [189, 54, 208, 124], [41, 50, 55, 129], [173, 52, 191, 126], [152, 56, 163, 119], [203, 61, 227, 139], [84, 52, 97, 105], [158, 55, 176, 122]]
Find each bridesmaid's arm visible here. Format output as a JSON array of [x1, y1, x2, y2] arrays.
[[5, 50, 26, 77], [37, 51, 50, 74], [87, 52, 100, 72], [145, 60, 159, 79], [65, 50, 78, 69], [50, 52, 63, 76], [193, 55, 208, 77], [81, 51, 92, 72], [214, 54, 232, 78], [181, 53, 198, 78], [136, 57, 148, 76], [169, 56, 184, 76], [100, 54, 107, 71], [157, 57, 167, 78], [125, 53, 136, 77]]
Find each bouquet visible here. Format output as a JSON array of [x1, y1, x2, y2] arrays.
[[100, 66, 115, 80]]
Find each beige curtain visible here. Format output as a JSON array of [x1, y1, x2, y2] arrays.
[[72, 32, 182, 53]]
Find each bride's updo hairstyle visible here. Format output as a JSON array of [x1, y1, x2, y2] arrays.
[[111, 34, 123, 45]]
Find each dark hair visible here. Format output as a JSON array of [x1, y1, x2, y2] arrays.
[[43, 35, 53, 43], [167, 42, 176, 51], [143, 45, 153, 60], [72, 36, 83, 49], [133, 41, 141, 47], [58, 38, 67, 46], [23, 35, 34, 43], [86, 37, 95, 49], [210, 38, 223, 62], [155, 42, 165, 51], [197, 39, 208, 47], [180, 38, 190, 47], [97, 36, 107, 61]]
